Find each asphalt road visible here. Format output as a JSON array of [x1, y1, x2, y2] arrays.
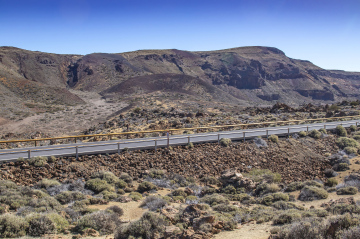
[[0, 119, 359, 161]]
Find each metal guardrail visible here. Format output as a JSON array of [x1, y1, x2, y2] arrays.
[[0, 119, 358, 161], [0, 115, 360, 147]]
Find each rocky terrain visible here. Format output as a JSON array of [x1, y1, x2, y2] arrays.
[[1, 46, 360, 123]]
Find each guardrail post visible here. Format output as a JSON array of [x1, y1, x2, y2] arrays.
[[324, 125, 326, 129], [117, 143, 121, 154], [28, 150, 31, 159], [266, 130, 268, 139], [35, 140, 37, 147], [76, 146, 78, 160], [155, 140, 157, 150], [218, 134, 220, 144], [357, 122, 358, 127], [288, 128, 290, 138], [307, 126, 309, 132], [75, 137, 77, 143], [188, 136, 190, 144], [243, 132, 245, 142]]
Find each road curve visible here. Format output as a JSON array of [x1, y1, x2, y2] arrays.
[[0, 119, 358, 161]]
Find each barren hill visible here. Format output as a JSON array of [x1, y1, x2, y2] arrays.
[[1, 45, 360, 122]]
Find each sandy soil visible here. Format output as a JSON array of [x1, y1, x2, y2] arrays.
[[0, 90, 128, 137], [214, 222, 271, 239]]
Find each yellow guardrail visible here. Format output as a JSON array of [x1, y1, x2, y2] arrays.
[[0, 114, 359, 146]]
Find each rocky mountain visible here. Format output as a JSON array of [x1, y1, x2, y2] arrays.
[[0, 46, 360, 120]]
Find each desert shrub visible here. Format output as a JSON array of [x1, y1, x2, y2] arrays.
[[201, 176, 219, 185], [255, 183, 280, 196], [301, 209, 329, 218], [226, 193, 251, 202], [37, 179, 61, 189], [354, 135, 360, 140], [185, 195, 199, 204], [92, 171, 127, 189], [48, 156, 57, 163], [172, 189, 187, 197], [0, 214, 28, 238], [339, 225, 360, 239], [101, 190, 118, 200], [200, 194, 229, 206], [28, 196, 63, 212], [129, 192, 142, 201], [337, 186, 358, 195], [212, 203, 238, 213], [211, 212, 238, 230], [137, 181, 157, 193], [303, 180, 324, 188], [119, 173, 133, 185], [350, 125, 357, 131], [324, 168, 338, 178], [29, 156, 48, 167], [336, 125, 348, 137], [344, 146, 358, 155], [220, 138, 232, 147], [114, 211, 169, 239], [245, 169, 282, 183], [272, 201, 304, 211], [336, 163, 350, 171], [168, 173, 189, 187], [326, 178, 338, 187], [309, 129, 321, 139], [336, 137, 359, 149], [298, 186, 328, 201], [172, 196, 185, 203], [140, 196, 167, 211], [148, 169, 166, 179], [47, 213, 69, 233], [201, 187, 217, 195], [55, 191, 86, 204], [76, 211, 121, 235], [250, 206, 277, 223], [285, 181, 304, 192], [319, 128, 327, 134], [298, 131, 307, 137], [327, 204, 360, 215], [106, 205, 124, 217], [276, 218, 328, 239], [0, 180, 18, 189], [269, 135, 278, 143], [27, 214, 56, 236], [259, 193, 289, 206], [254, 137, 268, 148], [273, 209, 302, 225], [221, 185, 237, 194], [85, 178, 114, 193]]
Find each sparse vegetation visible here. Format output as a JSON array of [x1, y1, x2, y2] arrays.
[[269, 134, 278, 143]]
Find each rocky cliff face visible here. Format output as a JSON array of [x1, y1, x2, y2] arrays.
[[0, 46, 360, 110]]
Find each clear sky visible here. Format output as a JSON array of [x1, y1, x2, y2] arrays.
[[1, 0, 359, 72]]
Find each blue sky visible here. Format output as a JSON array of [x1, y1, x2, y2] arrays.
[[1, 0, 360, 71]]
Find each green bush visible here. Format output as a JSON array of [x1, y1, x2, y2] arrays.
[[336, 137, 359, 149], [255, 183, 280, 196], [26, 214, 56, 237], [200, 194, 229, 206], [285, 182, 304, 192], [37, 179, 61, 189], [220, 138, 232, 147], [212, 203, 239, 213], [0, 214, 28, 238], [245, 169, 281, 183], [129, 192, 143, 201], [137, 181, 157, 193], [272, 201, 304, 210], [345, 146, 358, 155], [148, 169, 165, 179], [309, 129, 321, 139], [298, 131, 307, 137], [337, 186, 358, 195], [119, 173, 133, 185], [0, 180, 18, 189], [221, 185, 237, 194], [273, 209, 302, 225], [172, 196, 185, 203], [269, 135, 278, 143], [226, 193, 251, 202], [201, 176, 219, 185], [337, 163, 350, 171], [47, 213, 69, 233], [106, 205, 124, 217], [354, 135, 360, 140], [259, 193, 289, 206], [319, 128, 327, 134], [55, 191, 86, 204], [101, 190, 118, 200], [76, 211, 121, 235], [350, 125, 357, 131], [325, 178, 338, 187], [85, 178, 114, 193], [303, 180, 323, 188], [298, 186, 328, 201], [92, 171, 127, 188], [250, 206, 277, 223], [336, 125, 348, 137], [115, 212, 169, 239], [327, 204, 360, 215], [29, 156, 48, 167], [171, 189, 187, 197]]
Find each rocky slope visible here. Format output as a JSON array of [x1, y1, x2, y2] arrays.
[[1, 46, 360, 121]]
